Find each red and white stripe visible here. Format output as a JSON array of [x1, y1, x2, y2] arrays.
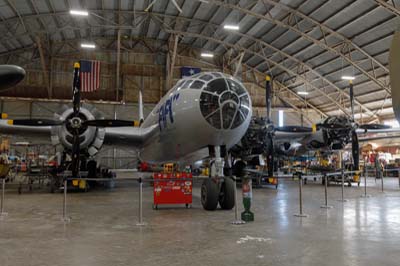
[[81, 60, 100, 92]]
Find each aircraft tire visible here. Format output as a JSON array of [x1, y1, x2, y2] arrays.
[[219, 177, 235, 210], [201, 178, 219, 211]]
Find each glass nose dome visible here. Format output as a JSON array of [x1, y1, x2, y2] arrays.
[[200, 77, 250, 130]]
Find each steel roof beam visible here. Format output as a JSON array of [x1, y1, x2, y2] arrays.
[[0, 11, 377, 118], [374, 0, 400, 16], [0, 34, 329, 120], [203, 0, 391, 95]]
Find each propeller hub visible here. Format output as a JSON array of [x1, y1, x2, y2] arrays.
[[266, 123, 274, 132], [70, 117, 83, 129]]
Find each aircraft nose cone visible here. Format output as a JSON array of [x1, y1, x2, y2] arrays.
[[200, 75, 251, 130], [0, 65, 26, 91]]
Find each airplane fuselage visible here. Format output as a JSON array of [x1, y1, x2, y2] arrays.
[[139, 72, 252, 163]]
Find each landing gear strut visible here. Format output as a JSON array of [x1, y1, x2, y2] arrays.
[[201, 146, 235, 211]]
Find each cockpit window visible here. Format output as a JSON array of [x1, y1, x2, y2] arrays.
[[204, 78, 228, 95], [200, 93, 219, 118], [222, 103, 237, 129], [180, 80, 193, 89], [200, 77, 250, 130], [173, 80, 185, 91], [212, 72, 222, 78], [227, 79, 246, 95], [199, 74, 213, 81], [190, 80, 205, 89]]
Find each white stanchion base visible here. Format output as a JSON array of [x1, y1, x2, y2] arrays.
[[320, 205, 333, 209], [231, 220, 246, 225], [294, 214, 308, 217]]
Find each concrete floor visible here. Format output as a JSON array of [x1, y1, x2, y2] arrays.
[[1, 175, 400, 266]]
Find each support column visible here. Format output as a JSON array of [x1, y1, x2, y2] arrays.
[[36, 36, 51, 98], [116, 29, 121, 101], [166, 34, 179, 90], [233, 51, 245, 78]]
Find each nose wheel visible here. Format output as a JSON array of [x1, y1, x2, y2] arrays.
[[201, 178, 219, 210], [201, 177, 236, 211], [201, 146, 235, 211]]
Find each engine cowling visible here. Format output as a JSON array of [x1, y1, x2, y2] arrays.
[[51, 104, 105, 156]]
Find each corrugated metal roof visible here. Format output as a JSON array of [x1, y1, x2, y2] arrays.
[[0, 0, 397, 121]]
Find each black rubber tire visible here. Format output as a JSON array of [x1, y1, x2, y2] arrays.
[[219, 177, 235, 210], [201, 178, 219, 211]]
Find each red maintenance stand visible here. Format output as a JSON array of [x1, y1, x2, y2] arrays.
[[153, 172, 192, 209]]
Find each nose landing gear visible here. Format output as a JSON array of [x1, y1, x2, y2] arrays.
[[201, 146, 235, 211]]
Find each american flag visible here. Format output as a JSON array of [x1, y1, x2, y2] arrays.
[[80, 60, 100, 92]]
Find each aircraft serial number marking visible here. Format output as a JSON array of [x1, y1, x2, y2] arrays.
[[158, 93, 180, 131]]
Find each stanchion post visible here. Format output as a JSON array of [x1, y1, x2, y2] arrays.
[[62, 178, 70, 223], [361, 163, 370, 198], [231, 176, 245, 225], [381, 170, 384, 193], [337, 153, 347, 202], [0, 178, 8, 219], [294, 172, 308, 217], [398, 169, 400, 188], [136, 177, 146, 226], [321, 174, 332, 209]]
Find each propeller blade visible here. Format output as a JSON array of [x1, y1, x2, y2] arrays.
[[83, 119, 140, 127], [8, 119, 64, 126], [72, 62, 81, 117], [266, 132, 274, 178], [71, 129, 80, 177], [265, 75, 272, 123], [69, 62, 82, 177], [390, 31, 400, 123], [359, 124, 391, 130], [316, 123, 350, 130], [0, 65, 26, 91], [275, 126, 312, 133], [349, 81, 355, 121], [352, 130, 359, 171]]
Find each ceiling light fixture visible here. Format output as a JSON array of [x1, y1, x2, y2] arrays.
[[223, 24, 239, 30], [201, 52, 214, 58], [341, 76, 355, 80], [297, 91, 309, 95], [70, 10, 89, 16], [81, 43, 96, 49]]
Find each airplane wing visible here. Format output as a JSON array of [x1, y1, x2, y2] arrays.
[[0, 119, 159, 147], [358, 134, 400, 142], [356, 128, 400, 134], [104, 124, 159, 146], [274, 130, 312, 140], [0, 119, 52, 139]]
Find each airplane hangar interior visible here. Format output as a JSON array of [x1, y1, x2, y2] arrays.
[[1, 0, 400, 265]]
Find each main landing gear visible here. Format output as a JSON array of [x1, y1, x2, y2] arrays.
[[201, 146, 235, 211]]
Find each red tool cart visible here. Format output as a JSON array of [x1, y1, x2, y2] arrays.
[[153, 172, 192, 209]]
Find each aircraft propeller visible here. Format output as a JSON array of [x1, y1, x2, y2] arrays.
[[315, 81, 390, 171], [5, 62, 141, 177]]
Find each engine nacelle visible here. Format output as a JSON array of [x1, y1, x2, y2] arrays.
[[51, 104, 105, 156]]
